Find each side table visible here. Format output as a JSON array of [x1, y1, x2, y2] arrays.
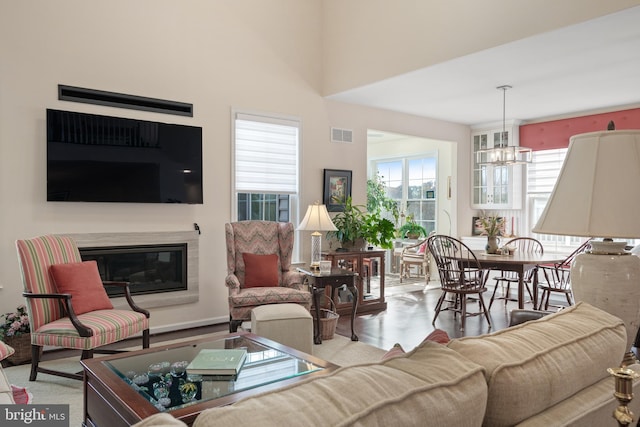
[[297, 266, 359, 344]]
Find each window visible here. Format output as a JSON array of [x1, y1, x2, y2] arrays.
[[528, 148, 595, 252], [374, 155, 437, 234], [232, 110, 300, 243], [528, 148, 639, 252]]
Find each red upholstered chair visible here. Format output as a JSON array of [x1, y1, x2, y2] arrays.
[[225, 221, 311, 332], [16, 235, 150, 381]]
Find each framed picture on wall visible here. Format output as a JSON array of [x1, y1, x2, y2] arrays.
[[323, 169, 352, 212]]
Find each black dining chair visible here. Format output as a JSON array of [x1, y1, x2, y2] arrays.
[[536, 239, 592, 310], [427, 235, 492, 331], [488, 237, 544, 310]]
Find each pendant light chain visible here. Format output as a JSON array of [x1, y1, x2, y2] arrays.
[[498, 85, 512, 147]]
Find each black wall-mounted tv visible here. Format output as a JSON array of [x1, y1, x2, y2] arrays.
[[47, 109, 203, 204]]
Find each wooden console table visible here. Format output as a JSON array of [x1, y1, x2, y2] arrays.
[[322, 250, 387, 315]]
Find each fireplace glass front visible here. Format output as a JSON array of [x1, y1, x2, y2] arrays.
[[80, 244, 187, 297]]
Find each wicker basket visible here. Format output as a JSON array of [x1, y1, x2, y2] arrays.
[[314, 298, 339, 340], [4, 333, 34, 365]]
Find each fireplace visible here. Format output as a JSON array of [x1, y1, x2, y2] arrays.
[[79, 243, 187, 298], [64, 231, 199, 309]]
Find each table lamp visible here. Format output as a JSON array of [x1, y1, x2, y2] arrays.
[[298, 202, 337, 270], [532, 128, 640, 357]]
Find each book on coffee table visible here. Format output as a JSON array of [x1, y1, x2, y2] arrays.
[[186, 349, 247, 377]]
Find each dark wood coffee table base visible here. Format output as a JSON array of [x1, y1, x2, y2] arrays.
[[81, 332, 337, 427]]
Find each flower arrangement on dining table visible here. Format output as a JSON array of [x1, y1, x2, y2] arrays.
[[475, 213, 506, 237], [0, 304, 30, 341]]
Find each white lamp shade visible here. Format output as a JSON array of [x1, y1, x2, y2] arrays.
[[297, 204, 337, 232], [532, 130, 640, 239]]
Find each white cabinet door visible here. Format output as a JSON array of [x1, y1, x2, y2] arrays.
[[471, 124, 523, 209]]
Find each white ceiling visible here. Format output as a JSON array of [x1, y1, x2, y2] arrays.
[[328, 6, 640, 127]]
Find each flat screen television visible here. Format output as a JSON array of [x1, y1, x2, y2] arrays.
[[47, 109, 203, 204]]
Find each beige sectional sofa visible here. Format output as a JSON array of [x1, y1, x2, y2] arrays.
[[134, 302, 640, 427]]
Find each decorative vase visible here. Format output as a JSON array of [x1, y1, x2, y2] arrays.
[[485, 236, 500, 254]]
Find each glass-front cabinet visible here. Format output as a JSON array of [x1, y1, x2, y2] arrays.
[[471, 122, 523, 209]]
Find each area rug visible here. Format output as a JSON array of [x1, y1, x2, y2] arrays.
[[3, 333, 385, 426]]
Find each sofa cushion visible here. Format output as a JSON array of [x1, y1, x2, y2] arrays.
[[0, 341, 15, 361], [192, 341, 488, 427], [516, 364, 640, 427], [447, 302, 627, 427], [0, 367, 14, 404]]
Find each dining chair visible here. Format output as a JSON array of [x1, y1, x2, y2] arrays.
[[536, 239, 592, 311], [16, 235, 150, 381], [399, 231, 436, 285], [488, 237, 544, 309], [427, 235, 492, 331]]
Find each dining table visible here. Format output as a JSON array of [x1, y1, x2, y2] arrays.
[[470, 251, 567, 309]]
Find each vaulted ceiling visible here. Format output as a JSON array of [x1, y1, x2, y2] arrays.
[[329, 6, 640, 126]]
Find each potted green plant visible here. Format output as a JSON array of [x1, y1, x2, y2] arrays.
[[327, 197, 397, 251], [367, 173, 399, 227], [327, 197, 367, 251], [398, 216, 427, 239], [361, 214, 396, 249]]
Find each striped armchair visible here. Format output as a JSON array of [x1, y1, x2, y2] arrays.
[[16, 235, 150, 381], [225, 221, 311, 332]]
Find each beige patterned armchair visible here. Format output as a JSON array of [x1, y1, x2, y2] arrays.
[[225, 221, 311, 332]]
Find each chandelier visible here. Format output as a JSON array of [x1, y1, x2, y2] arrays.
[[476, 85, 532, 166]]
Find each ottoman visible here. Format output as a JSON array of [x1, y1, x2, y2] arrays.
[[251, 304, 314, 354]]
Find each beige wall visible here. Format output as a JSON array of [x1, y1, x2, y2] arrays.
[[0, 1, 469, 331], [322, 0, 640, 95]]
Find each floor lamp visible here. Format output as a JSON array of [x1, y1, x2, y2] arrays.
[[298, 202, 337, 270], [533, 128, 640, 361]]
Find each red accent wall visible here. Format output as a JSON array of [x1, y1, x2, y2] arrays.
[[519, 107, 640, 151]]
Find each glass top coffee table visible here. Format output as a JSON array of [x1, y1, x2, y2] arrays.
[[81, 332, 337, 427]]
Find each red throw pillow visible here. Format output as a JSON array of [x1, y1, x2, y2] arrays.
[[417, 242, 427, 254], [242, 253, 279, 288], [11, 384, 32, 404], [381, 343, 406, 360], [421, 328, 451, 345], [50, 261, 113, 315]]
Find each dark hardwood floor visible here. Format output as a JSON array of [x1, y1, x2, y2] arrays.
[[336, 281, 517, 351], [38, 278, 539, 363]]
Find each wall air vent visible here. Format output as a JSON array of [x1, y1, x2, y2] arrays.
[[331, 127, 353, 143], [58, 85, 193, 117]]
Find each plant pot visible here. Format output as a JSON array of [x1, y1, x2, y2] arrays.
[[406, 233, 420, 240], [341, 238, 366, 252], [4, 333, 38, 365]]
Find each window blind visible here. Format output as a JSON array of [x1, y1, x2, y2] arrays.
[[527, 148, 567, 194], [234, 113, 299, 194]]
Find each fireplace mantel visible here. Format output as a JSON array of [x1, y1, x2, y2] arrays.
[[62, 231, 199, 309]]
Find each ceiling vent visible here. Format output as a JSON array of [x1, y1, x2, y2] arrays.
[[58, 85, 193, 117], [331, 127, 353, 143]]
